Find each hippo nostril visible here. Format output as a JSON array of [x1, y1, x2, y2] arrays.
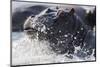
[[31, 15, 35, 18], [57, 10, 65, 17], [60, 12, 65, 17]]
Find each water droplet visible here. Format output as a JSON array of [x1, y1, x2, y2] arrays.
[[64, 35, 68, 37], [51, 32, 53, 34], [59, 30, 61, 33], [74, 37, 77, 39], [77, 31, 80, 33], [47, 28, 50, 30], [81, 28, 83, 30], [71, 35, 73, 38]]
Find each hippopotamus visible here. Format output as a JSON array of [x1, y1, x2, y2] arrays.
[[23, 7, 96, 57]]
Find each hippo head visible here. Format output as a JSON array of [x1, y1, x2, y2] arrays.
[[23, 7, 88, 54], [23, 7, 77, 38]]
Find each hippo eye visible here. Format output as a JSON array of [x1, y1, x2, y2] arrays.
[[46, 8, 56, 13], [31, 15, 35, 18]]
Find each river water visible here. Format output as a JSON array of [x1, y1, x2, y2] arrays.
[[12, 32, 95, 66]]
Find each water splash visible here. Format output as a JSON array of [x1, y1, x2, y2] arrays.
[[12, 32, 95, 65]]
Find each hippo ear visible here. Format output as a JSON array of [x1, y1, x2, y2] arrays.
[[69, 8, 75, 15], [56, 6, 59, 9]]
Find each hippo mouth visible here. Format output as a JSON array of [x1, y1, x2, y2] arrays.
[[24, 27, 38, 32], [24, 26, 47, 40], [24, 27, 38, 34]]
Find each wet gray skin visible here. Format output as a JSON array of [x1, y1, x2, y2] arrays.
[[23, 7, 95, 57]]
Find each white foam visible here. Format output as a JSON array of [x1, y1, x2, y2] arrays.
[[12, 32, 95, 65]]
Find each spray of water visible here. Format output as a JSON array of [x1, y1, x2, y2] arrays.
[[12, 32, 95, 66]]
